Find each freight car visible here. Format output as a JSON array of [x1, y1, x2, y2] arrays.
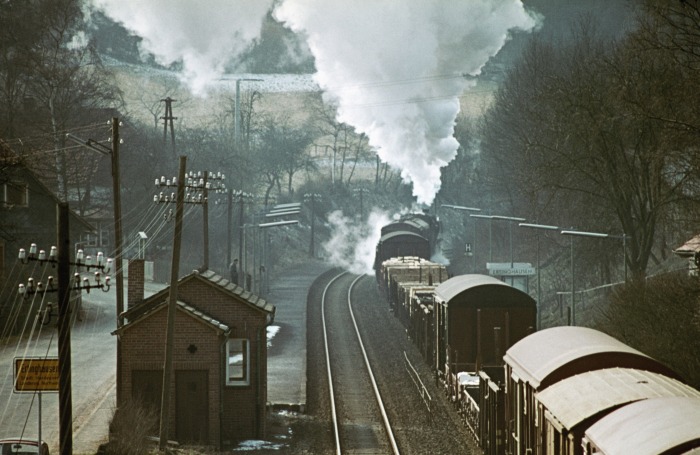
[[582, 397, 700, 455], [375, 260, 700, 454], [377, 256, 449, 365], [502, 326, 682, 455]]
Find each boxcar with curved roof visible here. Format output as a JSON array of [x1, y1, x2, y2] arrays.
[[433, 274, 536, 376], [582, 397, 700, 455], [503, 326, 681, 455], [536, 368, 700, 455]]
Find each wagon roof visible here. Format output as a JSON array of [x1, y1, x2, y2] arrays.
[[433, 274, 517, 302], [536, 368, 700, 430], [584, 397, 700, 454], [379, 230, 428, 242], [503, 326, 673, 388], [384, 217, 429, 231]]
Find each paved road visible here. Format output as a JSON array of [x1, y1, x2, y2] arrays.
[[0, 280, 165, 455], [266, 260, 331, 409]]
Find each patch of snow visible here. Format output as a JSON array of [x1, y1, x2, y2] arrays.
[[233, 439, 286, 451], [267, 325, 280, 348]]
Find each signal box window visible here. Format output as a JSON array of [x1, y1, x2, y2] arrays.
[[226, 338, 249, 386]]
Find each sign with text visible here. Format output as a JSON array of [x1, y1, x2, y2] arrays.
[[14, 357, 59, 393], [487, 262, 536, 277]]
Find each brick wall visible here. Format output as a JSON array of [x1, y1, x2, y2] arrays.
[[177, 277, 269, 442], [121, 307, 222, 445], [119, 273, 270, 446], [127, 259, 145, 309]]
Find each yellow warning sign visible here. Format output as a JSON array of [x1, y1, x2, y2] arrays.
[[14, 357, 59, 393]]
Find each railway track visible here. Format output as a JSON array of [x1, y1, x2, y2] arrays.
[[322, 272, 400, 455]]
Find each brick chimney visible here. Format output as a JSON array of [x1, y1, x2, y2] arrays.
[[127, 259, 145, 309]]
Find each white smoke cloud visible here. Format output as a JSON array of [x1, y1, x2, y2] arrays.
[[274, 0, 536, 204], [322, 209, 393, 275], [87, 0, 274, 95], [89, 0, 536, 203]]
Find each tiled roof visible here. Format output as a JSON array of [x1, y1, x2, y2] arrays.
[[113, 299, 230, 335], [192, 269, 275, 314], [122, 269, 274, 323]]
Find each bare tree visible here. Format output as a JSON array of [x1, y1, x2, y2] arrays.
[[7, 0, 122, 207], [0, 2, 35, 138], [481, 20, 699, 280], [256, 114, 315, 200]]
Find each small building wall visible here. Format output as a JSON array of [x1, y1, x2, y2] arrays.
[[177, 278, 268, 442], [119, 270, 271, 447], [120, 307, 222, 445]]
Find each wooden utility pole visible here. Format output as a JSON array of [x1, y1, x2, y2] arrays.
[[227, 188, 233, 270], [161, 97, 177, 156], [111, 117, 125, 404], [159, 156, 186, 449], [57, 202, 73, 455], [203, 172, 209, 270], [238, 193, 245, 278], [304, 193, 321, 258], [111, 118, 124, 322]]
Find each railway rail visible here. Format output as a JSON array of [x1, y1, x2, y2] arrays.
[[322, 272, 400, 455]]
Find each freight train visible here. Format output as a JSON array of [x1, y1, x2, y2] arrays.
[[375, 213, 700, 455]]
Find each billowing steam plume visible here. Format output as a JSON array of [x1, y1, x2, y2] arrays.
[[323, 210, 393, 275], [274, 0, 536, 204], [87, 0, 274, 95], [88, 0, 536, 272], [90, 0, 535, 204]]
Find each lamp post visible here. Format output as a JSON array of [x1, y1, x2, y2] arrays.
[[441, 204, 481, 271], [235, 78, 263, 149], [470, 213, 526, 266], [470, 214, 494, 264], [519, 223, 559, 330], [612, 233, 628, 282], [491, 215, 527, 267], [304, 193, 321, 258], [229, 190, 253, 286], [560, 229, 609, 326], [263, 220, 299, 294]]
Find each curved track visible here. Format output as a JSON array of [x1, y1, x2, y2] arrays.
[[322, 272, 400, 455]]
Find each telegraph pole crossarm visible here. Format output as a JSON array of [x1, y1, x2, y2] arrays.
[[155, 170, 226, 271]]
